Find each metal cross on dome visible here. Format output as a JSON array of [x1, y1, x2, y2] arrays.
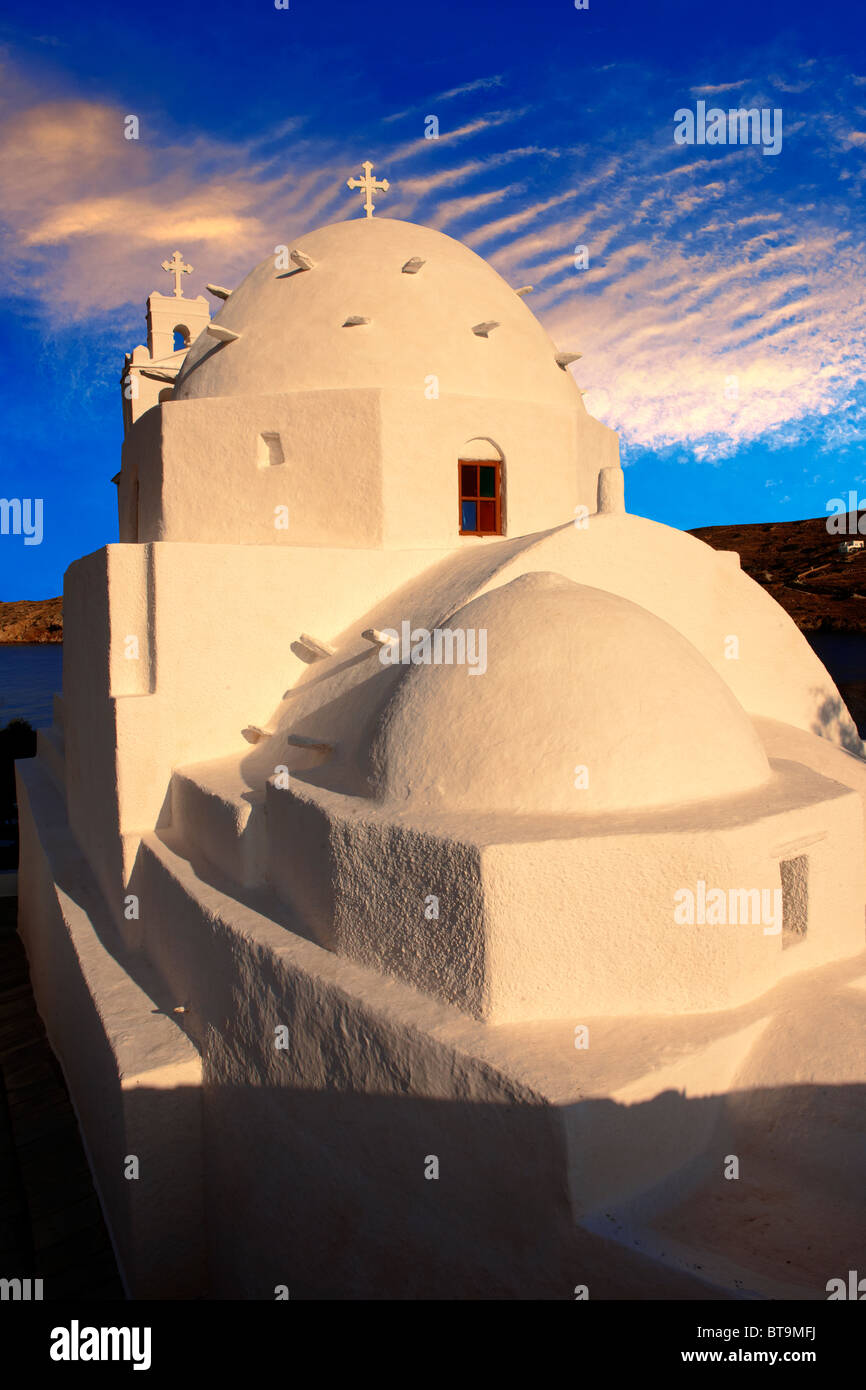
[[346, 161, 390, 218], [161, 250, 193, 298]]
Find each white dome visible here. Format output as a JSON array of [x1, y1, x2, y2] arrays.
[[368, 572, 772, 816], [174, 218, 583, 408]]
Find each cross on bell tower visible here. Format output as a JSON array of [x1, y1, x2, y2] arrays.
[[161, 250, 193, 298], [346, 161, 390, 219]]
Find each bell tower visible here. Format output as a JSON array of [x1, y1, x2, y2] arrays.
[[121, 250, 211, 434]]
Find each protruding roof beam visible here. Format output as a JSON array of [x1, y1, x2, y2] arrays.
[[206, 324, 241, 343], [298, 633, 336, 659], [139, 367, 176, 382], [555, 350, 582, 369], [206, 284, 232, 300], [514, 285, 534, 296], [286, 734, 334, 753], [242, 725, 274, 744], [342, 316, 370, 327], [290, 248, 316, 271], [471, 321, 500, 337], [361, 628, 397, 648], [402, 257, 425, 274]]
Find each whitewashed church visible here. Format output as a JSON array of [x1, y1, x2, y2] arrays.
[[17, 166, 866, 1300]]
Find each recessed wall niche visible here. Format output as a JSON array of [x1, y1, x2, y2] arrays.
[[257, 431, 285, 467]]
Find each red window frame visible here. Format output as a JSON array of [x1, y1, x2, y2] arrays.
[[459, 459, 502, 536]]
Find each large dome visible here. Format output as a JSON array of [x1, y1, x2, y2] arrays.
[[368, 572, 773, 816], [174, 217, 583, 407]]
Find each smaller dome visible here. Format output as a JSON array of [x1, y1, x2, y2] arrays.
[[368, 572, 772, 816]]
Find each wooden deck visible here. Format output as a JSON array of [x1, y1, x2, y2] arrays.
[[0, 894, 125, 1300]]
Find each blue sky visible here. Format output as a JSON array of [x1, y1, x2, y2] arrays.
[[1, 0, 864, 597]]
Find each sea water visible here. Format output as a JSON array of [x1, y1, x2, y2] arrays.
[[0, 644, 63, 730]]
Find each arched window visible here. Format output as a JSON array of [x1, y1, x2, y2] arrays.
[[459, 439, 504, 536], [172, 325, 191, 352]]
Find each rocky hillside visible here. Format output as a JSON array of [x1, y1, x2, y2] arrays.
[[0, 596, 63, 643], [690, 510, 866, 633]]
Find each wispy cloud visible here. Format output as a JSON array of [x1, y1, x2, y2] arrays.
[[429, 184, 523, 231], [436, 74, 505, 101], [0, 49, 863, 472], [387, 110, 527, 165], [463, 189, 577, 250], [690, 81, 746, 95], [769, 73, 813, 93]]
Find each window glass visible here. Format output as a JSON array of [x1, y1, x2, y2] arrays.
[[460, 464, 478, 495], [479, 466, 496, 498]]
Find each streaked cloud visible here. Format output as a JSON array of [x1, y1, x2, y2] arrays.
[[769, 74, 813, 93], [690, 81, 746, 95], [0, 48, 863, 473], [387, 111, 526, 165], [437, 75, 505, 101]]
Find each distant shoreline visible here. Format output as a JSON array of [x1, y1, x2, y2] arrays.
[[0, 596, 63, 644]]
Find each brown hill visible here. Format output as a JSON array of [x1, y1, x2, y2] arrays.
[[0, 596, 63, 643], [690, 511, 866, 633]]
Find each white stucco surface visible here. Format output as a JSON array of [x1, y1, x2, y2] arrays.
[[368, 571, 773, 815], [174, 218, 583, 407], [14, 209, 866, 1298]]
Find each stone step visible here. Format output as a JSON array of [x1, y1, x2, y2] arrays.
[[171, 757, 266, 889]]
